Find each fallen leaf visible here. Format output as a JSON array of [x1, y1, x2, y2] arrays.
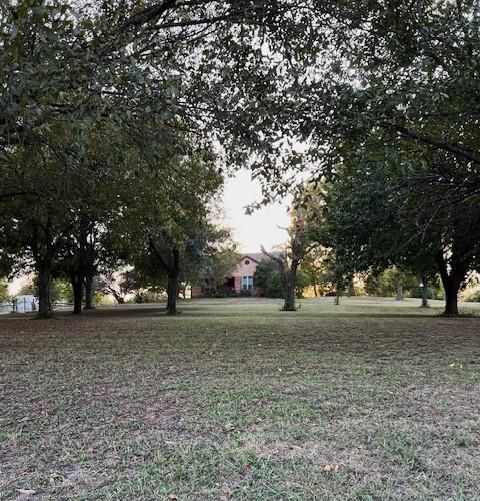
[[223, 423, 235, 432], [323, 463, 340, 472]]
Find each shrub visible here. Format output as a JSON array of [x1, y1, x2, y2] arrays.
[[265, 272, 283, 298], [466, 290, 480, 302]]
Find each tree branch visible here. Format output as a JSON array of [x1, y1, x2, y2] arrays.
[[123, 0, 178, 29], [378, 121, 480, 165], [260, 245, 284, 267], [148, 238, 173, 274]]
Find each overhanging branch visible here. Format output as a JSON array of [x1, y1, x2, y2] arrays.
[[378, 121, 480, 165]]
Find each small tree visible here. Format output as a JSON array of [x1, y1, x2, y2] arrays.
[[300, 247, 328, 297], [318, 255, 352, 306], [261, 204, 316, 311], [96, 271, 147, 305], [370, 267, 418, 301], [203, 248, 240, 291]]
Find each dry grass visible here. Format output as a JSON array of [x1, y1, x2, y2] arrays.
[[0, 297, 479, 500]]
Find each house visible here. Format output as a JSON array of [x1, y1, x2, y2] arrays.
[[191, 252, 281, 298]]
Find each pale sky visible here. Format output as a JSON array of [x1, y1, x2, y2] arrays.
[[222, 169, 290, 253]]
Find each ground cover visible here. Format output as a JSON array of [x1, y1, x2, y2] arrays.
[[1, 298, 479, 500]]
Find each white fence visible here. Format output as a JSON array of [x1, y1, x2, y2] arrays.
[[0, 303, 12, 315], [0, 295, 38, 315]]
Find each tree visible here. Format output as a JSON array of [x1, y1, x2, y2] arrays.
[[142, 220, 231, 314], [0, 0, 327, 320], [322, 157, 480, 316], [200, 247, 240, 292], [0, 156, 77, 317], [294, 270, 309, 299], [97, 270, 147, 305], [245, 1, 480, 202], [265, 271, 284, 299], [3, 0, 478, 322], [261, 201, 317, 311], [316, 255, 352, 306], [299, 247, 328, 297], [0, 2, 207, 316], [0, 0, 318, 203], [115, 143, 224, 315], [365, 267, 418, 301]]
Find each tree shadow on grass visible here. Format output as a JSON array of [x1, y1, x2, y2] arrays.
[[2, 303, 475, 322]]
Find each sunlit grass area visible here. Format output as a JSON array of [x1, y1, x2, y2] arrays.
[[1, 298, 479, 500]]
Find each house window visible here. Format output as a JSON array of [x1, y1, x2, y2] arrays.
[[241, 276, 254, 291], [245, 260, 250, 265]]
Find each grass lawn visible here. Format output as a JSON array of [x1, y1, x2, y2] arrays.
[[1, 297, 479, 500]]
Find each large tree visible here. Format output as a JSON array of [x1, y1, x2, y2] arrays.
[[322, 156, 480, 316]]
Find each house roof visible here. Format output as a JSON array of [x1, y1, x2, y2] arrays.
[[241, 252, 282, 263]]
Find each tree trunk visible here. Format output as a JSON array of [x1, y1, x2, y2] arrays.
[[84, 274, 95, 310], [334, 289, 340, 306], [113, 293, 125, 305], [166, 249, 180, 315], [282, 266, 297, 311], [166, 274, 179, 314], [435, 252, 464, 316], [37, 262, 52, 318], [443, 278, 461, 316], [395, 279, 404, 301], [420, 275, 429, 308], [70, 273, 84, 315], [313, 283, 318, 297]]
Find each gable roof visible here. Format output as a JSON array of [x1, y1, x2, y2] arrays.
[[241, 252, 282, 263]]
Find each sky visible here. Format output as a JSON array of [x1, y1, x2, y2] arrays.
[[221, 169, 290, 253]]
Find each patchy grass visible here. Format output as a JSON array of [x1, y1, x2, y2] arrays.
[[0, 297, 479, 500]]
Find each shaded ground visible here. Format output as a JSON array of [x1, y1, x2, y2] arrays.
[[1, 298, 479, 500]]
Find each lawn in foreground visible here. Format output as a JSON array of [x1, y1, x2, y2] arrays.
[[0, 298, 479, 500]]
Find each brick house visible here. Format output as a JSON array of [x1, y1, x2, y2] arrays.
[[191, 252, 281, 297]]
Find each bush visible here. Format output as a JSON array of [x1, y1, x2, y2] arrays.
[[254, 261, 278, 290], [204, 289, 237, 298], [466, 290, 480, 302], [265, 272, 283, 298], [410, 281, 444, 300], [295, 270, 309, 298], [410, 286, 436, 300]]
